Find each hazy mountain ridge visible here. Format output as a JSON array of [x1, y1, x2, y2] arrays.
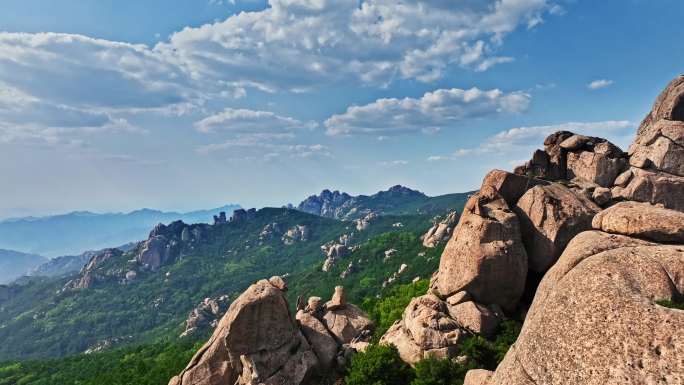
[[0, 205, 240, 257], [0, 249, 47, 284]]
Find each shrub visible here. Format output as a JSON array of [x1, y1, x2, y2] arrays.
[[411, 356, 472, 385], [345, 344, 414, 385], [656, 299, 684, 310]]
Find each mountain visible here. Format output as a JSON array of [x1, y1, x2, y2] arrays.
[[0, 205, 240, 257], [0, 249, 47, 284], [297, 185, 472, 220], [0, 195, 465, 362]]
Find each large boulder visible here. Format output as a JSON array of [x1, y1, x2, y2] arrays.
[[487, 241, 684, 385], [321, 303, 374, 344], [592, 201, 684, 243], [169, 279, 318, 385], [515, 131, 628, 188], [430, 186, 528, 311], [380, 294, 466, 365], [514, 183, 600, 272], [479, 169, 548, 207], [295, 310, 339, 372], [612, 167, 684, 212]]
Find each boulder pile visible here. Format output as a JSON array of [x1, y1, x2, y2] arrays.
[[169, 281, 373, 385], [382, 76, 684, 384]]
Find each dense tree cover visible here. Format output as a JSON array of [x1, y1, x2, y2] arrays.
[[345, 344, 415, 385], [345, 320, 522, 385], [0, 339, 201, 385]]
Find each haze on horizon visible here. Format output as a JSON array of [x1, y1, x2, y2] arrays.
[[1, 0, 683, 218]]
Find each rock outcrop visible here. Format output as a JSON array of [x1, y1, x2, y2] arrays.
[[422, 211, 459, 248], [514, 183, 600, 272], [282, 225, 309, 245], [170, 282, 372, 385], [380, 291, 501, 365], [614, 75, 684, 211], [181, 295, 231, 337], [321, 243, 351, 272], [464, 76, 684, 385], [592, 201, 684, 243], [64, 248, 123, 289], [137, 221, 208, 271], [430, 186, 528, 311]]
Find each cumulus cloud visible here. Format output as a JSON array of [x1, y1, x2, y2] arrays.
[[324, 87, 531, 136], [432, 120, 633, 160], [161, 0, 557, 89], [588, 79, 614, 90], [194, 108, 317, 134], [0, 0, 560, 147]]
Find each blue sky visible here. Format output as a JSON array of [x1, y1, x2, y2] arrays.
[[0, 0, 683, 218]]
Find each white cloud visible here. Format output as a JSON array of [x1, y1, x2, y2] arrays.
[[158, 0, 558, 90], [197, 136, 331, 160], [588, 79, 614, 90], [324, 87, 531, 136], [194, 108, 317, 134], [446, 120, 633, 158], [0, 0, 561, 147]]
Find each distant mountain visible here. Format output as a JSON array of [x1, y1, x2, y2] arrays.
[[0, 205, 240, 257], [297, 185, 472, 220], [0, 249, 47, 284]]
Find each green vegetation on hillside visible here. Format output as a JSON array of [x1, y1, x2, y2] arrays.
[[0, 339, 201, 385]]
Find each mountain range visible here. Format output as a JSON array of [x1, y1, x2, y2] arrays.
[[0, 249, 46, 284], [0, 186, 469, 361], [0, 205, 240, 258]]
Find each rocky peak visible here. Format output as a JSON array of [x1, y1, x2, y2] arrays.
[[297, 189, 354, 218]]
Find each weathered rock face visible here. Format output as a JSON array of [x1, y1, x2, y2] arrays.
[[381, 294, 465, 365], [137, 221, 208, 271], [486, 239, 684, 385], [480, 169, 549, 207], [612, 167, 684, 211], [171, 282, 372, 385], [430, 187, 528, 310], [321, 243, 350, 272], [64, 248, 123, 289], [171, 279, 317, 385], [615, 76, 684, 211], [282, 225, 309, 245], [181, 295, 231, 338], [516, 132, 628, 188], [514, 183, 600, 272], [592, 201, 684, 243], [380, 292, 501, 365], [422, 211, 459, 248]]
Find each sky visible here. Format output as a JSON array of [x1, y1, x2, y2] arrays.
[[0, 0, 683, 218]]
